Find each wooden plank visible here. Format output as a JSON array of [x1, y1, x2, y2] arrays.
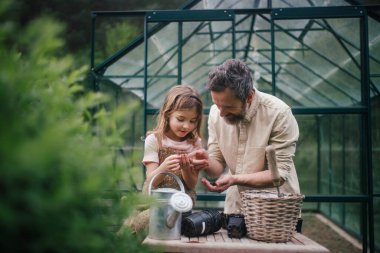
[[220, 230, 231, 243], [239, 237, 252, 244], [198, 235, 207, 243], [289, 236, 302, 245], [187, 237, 199, 243], [213, 231, 225, 242], [181, 235, 190, 243], [143, 231, 330, 253]]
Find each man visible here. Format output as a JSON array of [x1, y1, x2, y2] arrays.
[[191, 58, 300, 215]]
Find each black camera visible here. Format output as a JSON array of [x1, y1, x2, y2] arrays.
[[223, 213, 247, 239], [181, 209, 223, 237]]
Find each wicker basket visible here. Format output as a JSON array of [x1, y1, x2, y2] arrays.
[[241, 190, 304, 243]]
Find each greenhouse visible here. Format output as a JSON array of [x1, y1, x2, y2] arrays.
[[90, 0, 379, 252]]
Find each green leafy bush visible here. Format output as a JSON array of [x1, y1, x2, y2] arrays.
[[0, 3, 157, 253]]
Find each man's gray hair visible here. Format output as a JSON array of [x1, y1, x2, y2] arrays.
[[206, 59, 254, 102]]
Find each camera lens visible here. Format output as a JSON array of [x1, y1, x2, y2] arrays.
[[182, 209, 222, 237]]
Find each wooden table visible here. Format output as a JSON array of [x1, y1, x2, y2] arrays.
[[143, 229, 330, 253]]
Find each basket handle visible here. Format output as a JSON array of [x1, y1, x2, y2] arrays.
[[265, 145, 281, 187]]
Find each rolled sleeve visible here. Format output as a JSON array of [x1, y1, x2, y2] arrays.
[[207, 105, 226, 168], [142, 134, 159, 165], [270, 108, 299, 181]]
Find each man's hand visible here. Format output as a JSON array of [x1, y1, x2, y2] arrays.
[[201, 174, 235, 193], [188, 149, 209, 171]]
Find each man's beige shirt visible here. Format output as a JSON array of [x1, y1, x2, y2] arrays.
[[207, 89, 300, 214]]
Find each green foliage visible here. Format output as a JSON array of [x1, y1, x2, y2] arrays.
[[0, 6, 158, 253], [105, 21, 140, 58], [6, 0, 186, 64]]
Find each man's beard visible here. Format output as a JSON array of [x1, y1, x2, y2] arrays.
[[223, 103, 247, 125]]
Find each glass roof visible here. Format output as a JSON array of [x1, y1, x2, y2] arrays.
[[94, 0, 380, 109]]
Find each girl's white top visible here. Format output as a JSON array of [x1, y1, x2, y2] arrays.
[[142, 134, 202, 165]]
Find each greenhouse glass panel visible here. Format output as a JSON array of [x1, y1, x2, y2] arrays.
[[105, 42, 146, 91], [195, 0, 351, 9], [147, 78, 179, 108], [93, 15, 145, 67], [145, 114, 156, 136], [273, 18, 362, 107], [272, 0, 350, 8], [319, 202, 362, 240], [146, 22, 179, 109], [372, 77, 380, 98], [318, 115, 362, 196], [295, 114, 362, 196], [344, 203, 361, 237], [197, 0, 266, 10], [145, 16, 234, 110], [368, 16, 380, 98], [96, 15, 146, 98], [375, 198, 380, 249], [294, 115, 319, 195], [181, 20, 233, 100], [234, 13, 274, 93], [373, 96, 380, 194]]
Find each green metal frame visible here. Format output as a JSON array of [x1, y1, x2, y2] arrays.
[[143, 9, 235, 134], [89, 2, 378, 252], [271, 6, 374, 253]]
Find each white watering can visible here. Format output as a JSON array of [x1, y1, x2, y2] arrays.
[[148, 172, 193, 240]]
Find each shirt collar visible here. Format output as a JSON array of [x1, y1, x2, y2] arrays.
[[242, 88, 260, 123]]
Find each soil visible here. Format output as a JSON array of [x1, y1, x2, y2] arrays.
[[301, 213, 361, 253]]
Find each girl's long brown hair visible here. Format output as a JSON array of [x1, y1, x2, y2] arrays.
[[148, 85, 203, 144]]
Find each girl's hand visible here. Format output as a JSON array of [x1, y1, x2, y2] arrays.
[[160, 154, 181, 172], [179, 154, 194, 171]]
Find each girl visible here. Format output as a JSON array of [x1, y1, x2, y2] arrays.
[[123, 84, 204, 234]]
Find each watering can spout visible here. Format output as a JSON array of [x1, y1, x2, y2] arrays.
[[166, 192, 193, 228], [166, 212, 181, 229]]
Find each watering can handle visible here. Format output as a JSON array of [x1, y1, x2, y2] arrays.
[[147, 172, 185, 195]]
